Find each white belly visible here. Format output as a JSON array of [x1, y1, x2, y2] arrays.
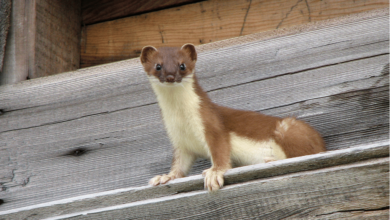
[[230, 132, 287, 166]]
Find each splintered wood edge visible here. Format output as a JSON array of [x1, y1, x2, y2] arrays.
[[1, 142, 388, 219], [0, 7, 388, 92]]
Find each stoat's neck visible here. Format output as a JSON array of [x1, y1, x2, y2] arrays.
[[150, 75, 201, 110], [150, 74, 209, 156]]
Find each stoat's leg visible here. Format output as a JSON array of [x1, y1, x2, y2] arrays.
[[203, 133, 231, 191], [149, 149, 195, 186]]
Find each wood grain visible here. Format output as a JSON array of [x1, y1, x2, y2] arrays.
[[0, 12, 388, 214], [81, 0, 204, 25], [69, 158, 390, 219], [33, 0, 81, 78], [0, 0, 34, 84], [80, 0, 389, 67], [0, 0, 80, 85], [0, 0, 11, 73], [0, 145, 387, 219]]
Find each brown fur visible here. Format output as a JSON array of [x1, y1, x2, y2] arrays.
[[193, 78, 232, 171], [140, 44, 326, 191]]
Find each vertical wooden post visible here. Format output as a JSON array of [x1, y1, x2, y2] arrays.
[[0, 0, 32, 84], [0, 0, 81, 85], [0, 0, 12, 74]]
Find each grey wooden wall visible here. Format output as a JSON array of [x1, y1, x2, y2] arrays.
[[0, 9, 388, 218]]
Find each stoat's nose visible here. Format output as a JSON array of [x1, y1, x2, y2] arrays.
[[166, 75, 175, 83]]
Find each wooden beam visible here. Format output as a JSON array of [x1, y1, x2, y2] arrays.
[[0, 146, 387, 219], [0, 0, 34, 84], [81, 0, 204, 25], [80, 0, 389, 68], [0, 11, 388, 214], [53, 158, 390, 219], [0, 0, 80, 85], [0, 0, 11, 73], [34, 0, 81, 78]]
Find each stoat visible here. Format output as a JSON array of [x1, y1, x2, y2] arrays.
[[140, 44, 326, 191]]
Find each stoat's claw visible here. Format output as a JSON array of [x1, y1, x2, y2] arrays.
[[149, 175, 162, 186], [202, 168, 225, 191], [149, 173, 176, 186]]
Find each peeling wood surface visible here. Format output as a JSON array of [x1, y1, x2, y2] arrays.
[[81, 0, 204, 25], [80, 0, 389, 67], [0, 12, 389, 213], [0, 144, 387, 219]]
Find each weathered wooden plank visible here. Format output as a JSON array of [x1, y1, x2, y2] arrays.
[[0, 0, 80, 85], [0, 145, 388, 219], [66, 158, 390, 219], [1, 11, 388, 123], [81, 0, 203, 25], [33, 0, 81, 78], [0, 85, 386, 212], [80, 0, 389, 67], [31, 158, 390, 219], [0, 80, 386, 211], [0, 12, 388, 213], [315, 209, 389, 220]]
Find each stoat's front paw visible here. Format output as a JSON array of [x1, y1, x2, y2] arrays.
[[202, 168, 226, 191], [264, 156, 277, 163], [149, 173, 177, 186]]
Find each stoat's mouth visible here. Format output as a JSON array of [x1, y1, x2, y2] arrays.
[[159, 82, 183, 87], [148, 74, 194, 87], [148, 79, 183, 87]]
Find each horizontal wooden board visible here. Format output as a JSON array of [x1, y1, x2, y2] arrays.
[[0, 12, 388, 213], [0, 145, 388, 219], [1, 11, 388, 121], [34, 158, 390, 219], [80, 0, 389, 67], [81, 0, 204, 25], [67, 158, 389, 219]]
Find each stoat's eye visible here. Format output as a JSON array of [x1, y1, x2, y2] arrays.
[[156, 64, 162, 71], [179, 63, 186, 71]]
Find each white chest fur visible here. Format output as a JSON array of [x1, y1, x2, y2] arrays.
[[150, 77, 210, 158]]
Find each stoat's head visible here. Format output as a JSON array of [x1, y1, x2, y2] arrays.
[[140, 44, 197, 85]]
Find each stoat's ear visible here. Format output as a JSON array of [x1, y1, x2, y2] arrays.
[[181, 43, 197, 62], [140, 46, 158, 64]]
